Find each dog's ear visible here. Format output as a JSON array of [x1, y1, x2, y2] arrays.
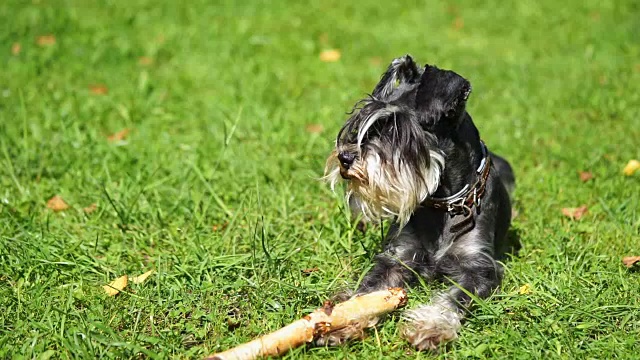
[[415, 65, 471, 127], [371, 55, 422, 100]]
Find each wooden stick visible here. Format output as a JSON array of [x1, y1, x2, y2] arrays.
[[207, 288, 408, 360]]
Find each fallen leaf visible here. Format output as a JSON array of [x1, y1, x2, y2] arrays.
[[103, 275, 128, 296], [107, 128, 130, 142], [36, 34, 56, 46], [11, 42, 21, 55], [579, 171, 593, 182], [305, 124, 324, 134], [212, 222, 228, 231], [561, 205, 588, 220], [138, 56, 153, 66], [301, 267, 319, 274], [89, 84, 108, 95], [131, 270, 154, 284], [452, 17, 464, 30], [622, 256, 640, 268], [518, 284, 532, 295], [47, 195, 69, 212], [83, 203, 97, 214], [320, 49, 341, 62], [623, 159, 640, 176]]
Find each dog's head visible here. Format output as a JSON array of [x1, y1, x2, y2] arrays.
[[324, 55, 472, 226]]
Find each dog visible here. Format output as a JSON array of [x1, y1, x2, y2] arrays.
[[321, 55, 519, 350]]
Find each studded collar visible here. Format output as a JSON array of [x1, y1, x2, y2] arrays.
[[425, 141, 492, 219]]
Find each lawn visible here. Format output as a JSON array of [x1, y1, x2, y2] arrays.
[[1, 0, 639, 358]]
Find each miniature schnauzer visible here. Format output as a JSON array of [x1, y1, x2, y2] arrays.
[[322, 55, 518, 350]]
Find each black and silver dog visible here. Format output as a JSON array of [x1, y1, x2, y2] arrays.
[[323, 55, 518, 350]]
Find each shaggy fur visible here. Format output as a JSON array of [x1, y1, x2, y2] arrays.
[[321, 55, 519, 350]]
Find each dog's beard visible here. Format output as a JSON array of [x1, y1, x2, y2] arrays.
[[324, 144, 444, 227]]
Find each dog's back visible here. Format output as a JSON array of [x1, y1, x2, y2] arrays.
[[490, 152, 516, 196]]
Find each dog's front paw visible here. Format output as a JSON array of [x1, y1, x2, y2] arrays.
[[314, 290, 377, 346], [401, 305, 462, 351], [314, 321, 369, 346]]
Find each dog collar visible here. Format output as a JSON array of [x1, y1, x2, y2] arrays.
[[425, 141, 491, 217]]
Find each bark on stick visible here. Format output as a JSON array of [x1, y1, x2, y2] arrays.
[[207, 288, 408, 360]]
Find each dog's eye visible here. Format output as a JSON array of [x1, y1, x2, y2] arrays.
[[445, 109, 456, 119], [420, 120, 434, 130], [445, 100, 460, 119]]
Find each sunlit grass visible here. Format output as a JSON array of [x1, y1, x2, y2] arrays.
[[1, 0, 639, 358]]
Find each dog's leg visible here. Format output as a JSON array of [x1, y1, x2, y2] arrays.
[[401, 235, 502, 351], [316, 230, 424, 346], [357, 226, 429, 293], [314, 256, 412, 346]]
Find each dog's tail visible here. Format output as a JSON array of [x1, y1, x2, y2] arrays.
[[490, 152, 515, 197]]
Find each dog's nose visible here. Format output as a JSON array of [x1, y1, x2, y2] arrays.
[[338, 151, 356, 169]]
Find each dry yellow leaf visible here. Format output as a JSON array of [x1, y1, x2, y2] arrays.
[[103, 275, 128, 296], [47, 195, 69, 212], [212, 222, 228, 231], [578, 171, 593, 182], [36, 35, 56, 46], [622, 256, 640, 268], [107, 128, 131, 142], [623, 159, 640, 176], [131, 270, 154, 284], [518, 284, 532, 295], [320, 49, 341, 62], [83, 203, 98, 214], [561, 205, 588, 220], [89, 84, 109, 95], [11, 42, 21, 55], [305, 124, 324, 134]]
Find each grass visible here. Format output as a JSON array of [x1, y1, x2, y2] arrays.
[[1, 0, 639, 358]]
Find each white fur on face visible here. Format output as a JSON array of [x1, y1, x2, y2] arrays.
[[324, 103, 444, 227], [323, 152, 342, 193], [353, 148, 443, 226], [324, 145, 444, 228]]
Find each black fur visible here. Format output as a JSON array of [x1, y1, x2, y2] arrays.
[[322, 55, 519, 350]]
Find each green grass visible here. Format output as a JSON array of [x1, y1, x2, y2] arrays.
[[1, 0, 640, 358]]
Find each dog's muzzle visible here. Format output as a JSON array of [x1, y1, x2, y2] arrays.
[[338, 151, 356, 169], [338, 151, 356, 179]]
